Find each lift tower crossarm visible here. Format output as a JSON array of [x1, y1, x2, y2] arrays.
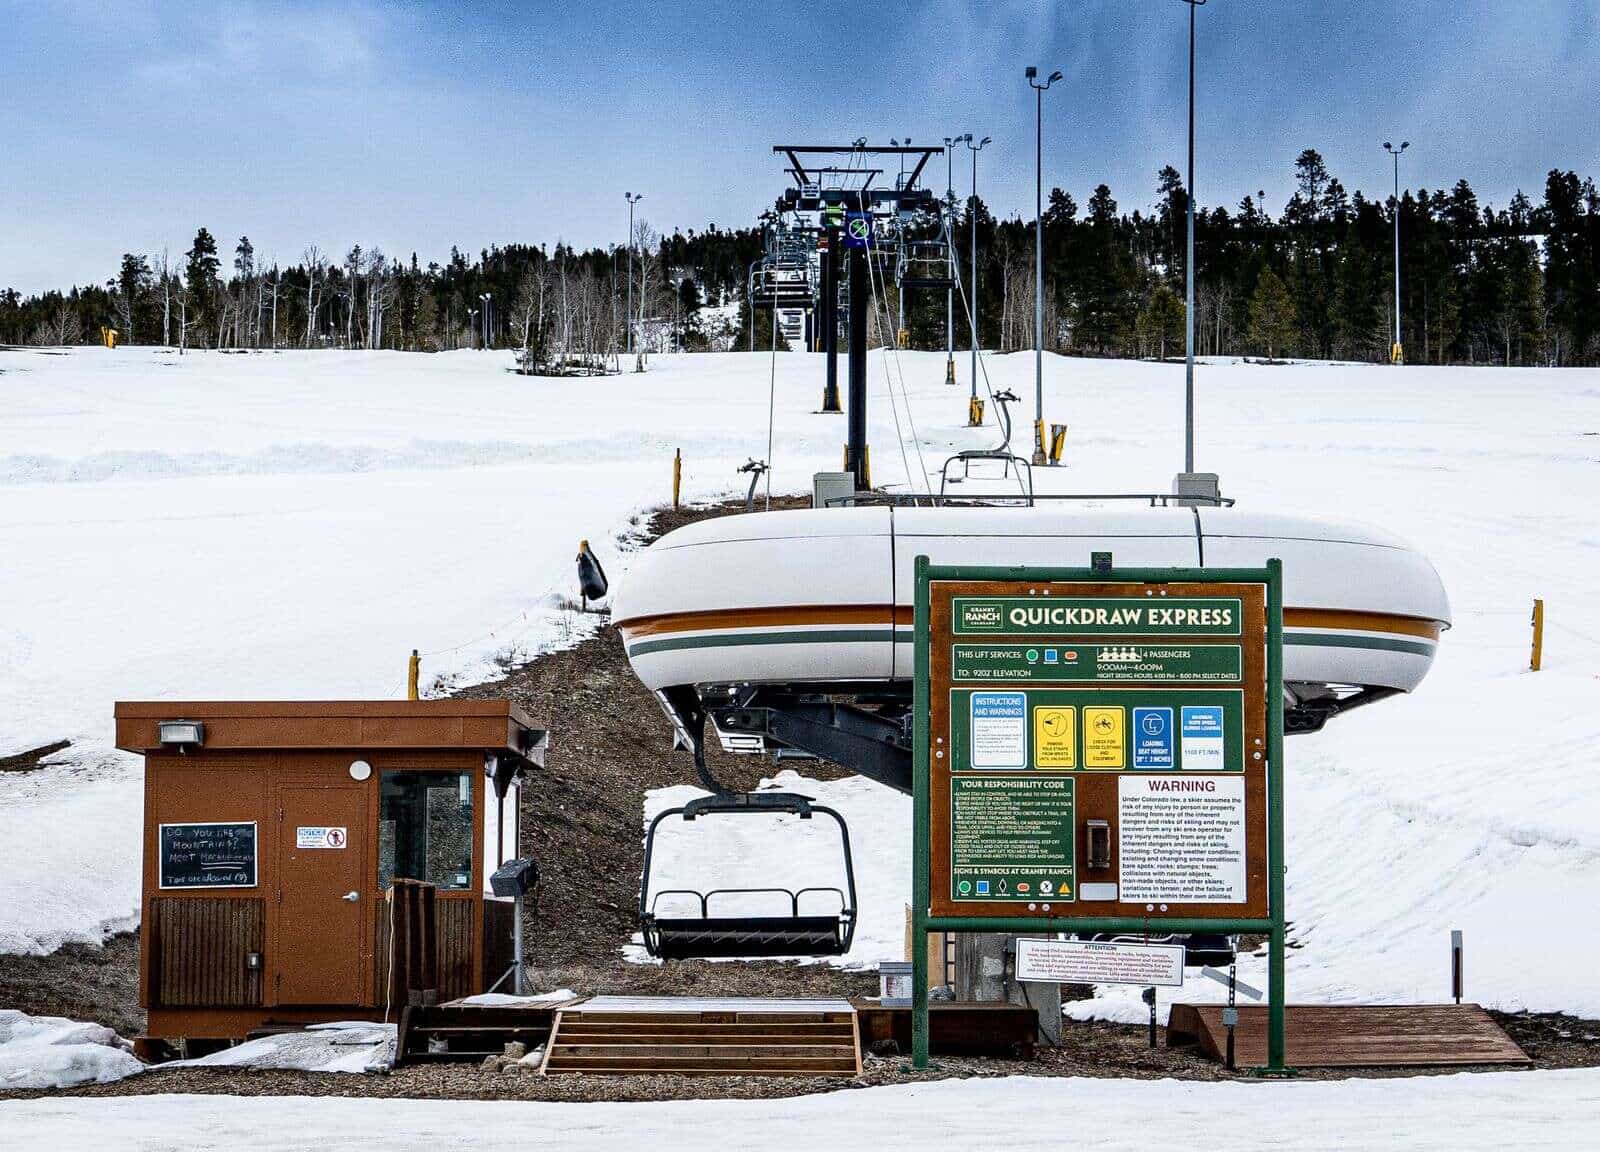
[[770, 142, 951, 491]]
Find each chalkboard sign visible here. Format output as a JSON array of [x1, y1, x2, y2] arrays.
[[159, 822, 258, 889]]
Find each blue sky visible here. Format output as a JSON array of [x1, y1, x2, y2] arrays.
[[2, 0, 1596, 293]]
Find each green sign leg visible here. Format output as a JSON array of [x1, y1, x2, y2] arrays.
[[912, 557, 932, 1070], [1266, 557, 1288, 1072]]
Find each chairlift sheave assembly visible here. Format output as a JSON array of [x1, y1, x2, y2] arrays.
[[638, 791, 859, 960]]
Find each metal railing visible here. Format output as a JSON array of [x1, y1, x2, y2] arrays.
[[826, 490, 1236, 509]]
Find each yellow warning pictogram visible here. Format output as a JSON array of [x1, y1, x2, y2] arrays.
[[1083, 706, 1125, 769], [1033, 706, 1076, 769]]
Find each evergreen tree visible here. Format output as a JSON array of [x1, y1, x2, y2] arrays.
[[116, 253, 151, 343], [1248, 268, 1297, 359], [185, 227, 220, 342], [1136, 282, 1184, 359]]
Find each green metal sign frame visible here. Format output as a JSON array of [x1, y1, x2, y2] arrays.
[[911, 558, 1287, 1072]]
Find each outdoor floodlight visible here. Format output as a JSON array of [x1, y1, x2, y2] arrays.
[[158, 719, 205, 748]]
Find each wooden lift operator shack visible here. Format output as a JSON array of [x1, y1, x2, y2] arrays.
[[115, 700, 547, 1043]]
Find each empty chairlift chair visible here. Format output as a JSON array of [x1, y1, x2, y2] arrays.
[[639, 792, 858, 960]]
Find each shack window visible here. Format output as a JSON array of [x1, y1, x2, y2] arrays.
[[378, 770, 474, 891]]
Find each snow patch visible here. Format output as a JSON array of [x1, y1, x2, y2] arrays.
[[168, 1022, 395, 1074], [0, 1010, 143, 1091]]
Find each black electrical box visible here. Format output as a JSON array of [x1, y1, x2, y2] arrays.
[[490, 858, 539, 898], [1086, 819, 1112, 870]]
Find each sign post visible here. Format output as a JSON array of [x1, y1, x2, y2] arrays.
[[911, 559, 1287, 1072]]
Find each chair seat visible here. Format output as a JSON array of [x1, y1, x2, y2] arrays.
[[648, 915, 846, 959]]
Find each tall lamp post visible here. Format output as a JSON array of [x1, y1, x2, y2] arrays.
[[1384, 141, 1410, 365], [625, 191, 643, 357], [943, 136, 960, 385], [1179, 0, 1207, 478], [1027, 66, 1062, 465], [965, 134, 990, 427], [481, 292, 492, 350]]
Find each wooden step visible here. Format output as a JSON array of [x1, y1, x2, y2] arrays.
[[555, 1027, 856, 1041], [540, 1001, 862, 1078], [546, 1055, 857, 1074], [553, 1043, 854, 1059]]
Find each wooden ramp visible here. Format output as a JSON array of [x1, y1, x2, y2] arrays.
[[540, 996, 862, 1077], [1167, 1003, 1530, 1068]]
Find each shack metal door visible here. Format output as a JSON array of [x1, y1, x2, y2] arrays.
[[274, 785, 366, 1005]]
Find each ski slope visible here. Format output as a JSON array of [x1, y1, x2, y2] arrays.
[[2, 345, 1596, 1027], [5, 1071, 1598, 1150]]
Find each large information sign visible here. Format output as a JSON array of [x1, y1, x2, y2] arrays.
[[927, 580, 1268, 920], [912, 560, 1287, 1070]]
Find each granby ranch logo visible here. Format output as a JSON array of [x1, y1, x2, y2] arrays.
[[960, 601, 1006, 631]]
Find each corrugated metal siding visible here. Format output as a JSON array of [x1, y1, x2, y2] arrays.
[[151, 897, 264, 1007]]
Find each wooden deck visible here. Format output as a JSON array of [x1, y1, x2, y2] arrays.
[[1167, 1003, 1530, 1068]]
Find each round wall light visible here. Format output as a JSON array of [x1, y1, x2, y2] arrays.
[[349, 759, 372, 781]]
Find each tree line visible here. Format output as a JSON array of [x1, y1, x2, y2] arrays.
[[4, 149, 1597, 366], [914, 150, 1597, 367]]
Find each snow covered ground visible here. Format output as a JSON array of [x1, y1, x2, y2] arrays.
[[2, 345, 1597, 1032], [5, 1071, 1599, 1150]]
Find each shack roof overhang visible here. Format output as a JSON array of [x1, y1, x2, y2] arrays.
[[114, 699, 547, 770]]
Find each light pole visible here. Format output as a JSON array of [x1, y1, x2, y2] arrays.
[[481, 292, 492, 350], [1384, 141, 1410, 365], [891, 137, 909, 345], [625, 192, 643, 356], [943, 136, 959, 385], [966, 134, 990, 427], [1180, 0, 1207, 476], [1027, 66, 1063, 465], [467, 308, 478, 350]]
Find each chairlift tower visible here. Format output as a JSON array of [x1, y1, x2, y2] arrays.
[[773, 143, 947, 491]]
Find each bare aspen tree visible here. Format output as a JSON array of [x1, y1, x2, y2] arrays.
[[511, 262, 542, 352], [364, 249, 392, 349], [343, 246, 362, 348], [303, 246, 325, 347], [159, 248, 172, 346], [632, 220, 660, 369]]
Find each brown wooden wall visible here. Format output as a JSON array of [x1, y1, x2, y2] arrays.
[[374, 896, 479, 1004], [150, 897, 264, 1008]]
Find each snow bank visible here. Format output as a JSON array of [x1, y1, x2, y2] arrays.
[[3, 1071, 1597, 1149], [0, 1010, 142, 1091]]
